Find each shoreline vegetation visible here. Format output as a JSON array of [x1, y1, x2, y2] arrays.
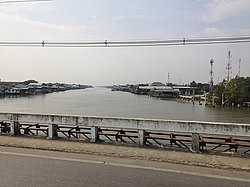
[[108, 76, 250, 108], [0, 79, 93, 97], [207, 76, 250, 108]]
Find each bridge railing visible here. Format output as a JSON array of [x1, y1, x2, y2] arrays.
[[0, 112, 249, 153]]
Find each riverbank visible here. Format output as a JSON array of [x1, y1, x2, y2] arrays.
[[0, 80, 92, 96], [0, 135, 249, 172]]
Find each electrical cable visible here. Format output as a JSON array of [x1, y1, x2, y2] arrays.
[[0, 0, 57, 4], [0, 36, 250, 48]]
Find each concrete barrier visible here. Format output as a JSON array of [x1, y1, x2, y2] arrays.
[[0, 112, 249, 152]]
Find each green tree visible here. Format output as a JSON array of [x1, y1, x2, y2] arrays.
[[214, 82, 226, 105], [211, 77, 250, 106], [224, 77, 250, 105], [23, 79, 38, 84], [190, 81, 197, 87]]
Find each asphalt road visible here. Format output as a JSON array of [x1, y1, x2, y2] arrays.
[[0, 147, 249, 187]]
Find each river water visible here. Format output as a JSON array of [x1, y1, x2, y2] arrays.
[[0, 87, 249, 124]]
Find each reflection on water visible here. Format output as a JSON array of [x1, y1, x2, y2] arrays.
[[0, 87, 249, 124]]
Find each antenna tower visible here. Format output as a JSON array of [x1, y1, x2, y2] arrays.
[[210, 59, 214, 90], [226, 50, 232, 82]]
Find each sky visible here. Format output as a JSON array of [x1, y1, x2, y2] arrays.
[[0, 0, 250, 85]]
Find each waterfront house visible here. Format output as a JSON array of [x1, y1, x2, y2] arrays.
[[15, 83, 34, 95], [0, 86, 5, 95], [173, 86, 193, 96], [134, 85, 151, 95], [28, 83, 51, 94], [149, 86, 179, 98], [111, 85, 132, 92], [5, 88, 21, 95], [133, 82, 180, 98]]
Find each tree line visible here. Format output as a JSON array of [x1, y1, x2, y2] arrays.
[[209, 76, 250, 106]]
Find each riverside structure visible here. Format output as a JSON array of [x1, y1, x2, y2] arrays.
[[0, 80, 92, 96], [111, 82, 208, 101]]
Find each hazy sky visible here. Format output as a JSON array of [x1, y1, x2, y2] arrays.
[[0, 0, 250, 85]]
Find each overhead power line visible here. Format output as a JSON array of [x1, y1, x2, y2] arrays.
[[0, 36, 250, 48], [0, 0, 57, 4]]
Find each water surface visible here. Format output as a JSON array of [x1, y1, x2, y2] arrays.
[[0, 87, 249, 124]]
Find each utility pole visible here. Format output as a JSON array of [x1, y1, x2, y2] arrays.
[[167, 72, 170, 85], [238, 58, 241, 77], [210, 59, 214, 91], [226, 50, 232, 83]]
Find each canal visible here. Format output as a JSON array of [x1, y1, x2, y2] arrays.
[[0, 87, 249, 124]]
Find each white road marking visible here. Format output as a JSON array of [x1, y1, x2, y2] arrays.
[[107, 162, 250, 183], [0, 151, 249, 183], [0, 151, 104, 164]]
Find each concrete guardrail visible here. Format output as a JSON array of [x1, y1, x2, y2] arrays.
[[0, 112, 249, 152]]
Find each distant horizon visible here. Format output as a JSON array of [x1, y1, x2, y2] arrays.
[[2, 75, 249, 87]]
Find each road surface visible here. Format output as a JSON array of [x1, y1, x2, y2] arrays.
[[0, 146, 249, 187]]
